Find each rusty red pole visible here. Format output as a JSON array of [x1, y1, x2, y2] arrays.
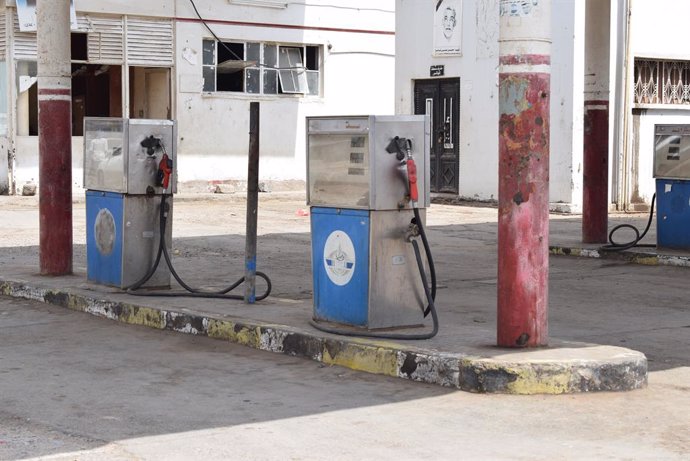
[[37, 0, 73, 275], [582, 0, 611, 243], [497, 1, 551, 347]]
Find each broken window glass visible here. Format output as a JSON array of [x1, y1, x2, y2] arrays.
[[202, 41, 318, 96], [217, 42, 245, 92], [247, 42, 260, 63], [264, 44, 278, 67], [306, 45, 319, 71], [278, 46, 308, 94], [306, 71, 319, 96], [202, 39, 215, 66], [202, 39, 216, 91], [203, 65, 216, 92], [246, 68, 260, 93], [263, 69, 278, 94]]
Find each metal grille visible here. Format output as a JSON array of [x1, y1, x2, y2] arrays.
[[12, 11, 37, 60], [0, 11, 6, 58], [8, 13, 171, 66], [634, 59, 690, 105], [84, 15, 124, 64], [125, 17, 173, 66]]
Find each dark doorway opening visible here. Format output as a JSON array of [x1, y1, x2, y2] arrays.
[[414, 78, 460, 194], [70, 64, 122, 136]]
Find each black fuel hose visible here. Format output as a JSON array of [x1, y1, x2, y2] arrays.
[[600, 193, 656, 252], [126, 194, 271, 300], [309, 207, 439, 340], [413, 207, 436, 316]]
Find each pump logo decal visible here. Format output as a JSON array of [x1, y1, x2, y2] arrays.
[[323, 230, 356, 286], [94, 208, 116, 256]]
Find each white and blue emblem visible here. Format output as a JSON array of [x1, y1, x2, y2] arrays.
[[323, 230, 356, 286]]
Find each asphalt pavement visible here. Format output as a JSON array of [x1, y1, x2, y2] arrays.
[[1, 295, 688, 460]]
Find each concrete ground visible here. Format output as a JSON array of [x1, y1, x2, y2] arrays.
[[0, 192, 687, 392], [1, 295, 688, 461]]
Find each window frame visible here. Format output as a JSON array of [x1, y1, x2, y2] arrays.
[[202, 39, 321, 97]]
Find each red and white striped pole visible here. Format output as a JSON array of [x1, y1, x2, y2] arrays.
[[37, 0, 73, 275], [582, 0, 611, 243], [497, 0, 551, 347]]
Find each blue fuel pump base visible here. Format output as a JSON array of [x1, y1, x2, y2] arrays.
[[125, 194, 272, 301], [309, 207, 440, 340], [599, 193, 656, 252]]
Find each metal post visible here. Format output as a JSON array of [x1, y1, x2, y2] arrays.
[[497, 0, 551, 347], [244, 102, 260, 303], [37, 0, 72, 275], [582, 0, 611, 243]]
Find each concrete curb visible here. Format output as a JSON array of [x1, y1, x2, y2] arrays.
[[0, 279, 647, 395], [550, 245, 690, 267]]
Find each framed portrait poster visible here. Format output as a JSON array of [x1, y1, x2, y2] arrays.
[[433, 0, 462, 56]]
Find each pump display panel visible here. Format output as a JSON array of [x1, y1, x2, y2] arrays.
[[654, 124, 690, 179], [307, 115, 430, 211]]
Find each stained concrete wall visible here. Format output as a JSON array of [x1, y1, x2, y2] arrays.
[[395, 0, 583, 209], [6, 0, 395, 191], [173, 0, 395, 183]]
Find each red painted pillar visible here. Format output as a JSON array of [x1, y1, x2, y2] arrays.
[[582, 0, 611, 243], [497, 1, 551, 347], [37, 0, 73, 275]]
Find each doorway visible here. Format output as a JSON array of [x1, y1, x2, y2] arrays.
[[130, 67, 171, 119], [414, 78, 460, 194]]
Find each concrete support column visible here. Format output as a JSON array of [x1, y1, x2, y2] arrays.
[[497, 1, 551, 347], [582, 0, 611, 243], [37, 0, 72, 275]]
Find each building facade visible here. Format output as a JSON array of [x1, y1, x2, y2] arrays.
[[395, 0, 583, 209], [396, 0, 690, 212], [0, 0, 395, 194]]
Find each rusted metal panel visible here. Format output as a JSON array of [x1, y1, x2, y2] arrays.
[[497, 69, 550, 347], [497, 0, 551, 348]]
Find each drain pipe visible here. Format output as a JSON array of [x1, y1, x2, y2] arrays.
[[613, 0, 632, 211]]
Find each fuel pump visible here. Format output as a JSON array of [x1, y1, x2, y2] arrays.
[[84, 117, 271, 300], [84, 118, 176, 289], [651, 124, 690, 249], [306, 115, 439, 339], [604, 124, 690, 251]]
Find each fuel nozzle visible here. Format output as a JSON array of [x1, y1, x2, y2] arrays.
[[157, 153, 173, 190], [387, 136, 418, 205]]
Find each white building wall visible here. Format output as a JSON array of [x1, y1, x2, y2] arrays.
[[395, 0, 582, 208], [627, 0, 690, 206], [551, 0, 584, 211], [174, 0, 395, 183], [631, 0, 690, 60], [5, 0, 395, 191]]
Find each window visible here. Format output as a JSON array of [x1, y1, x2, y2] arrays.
[[634, 59, 690, 105], [202, 39, 320, 96]]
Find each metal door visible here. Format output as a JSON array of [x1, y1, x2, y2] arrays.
[[414, 78, 460, 193]]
